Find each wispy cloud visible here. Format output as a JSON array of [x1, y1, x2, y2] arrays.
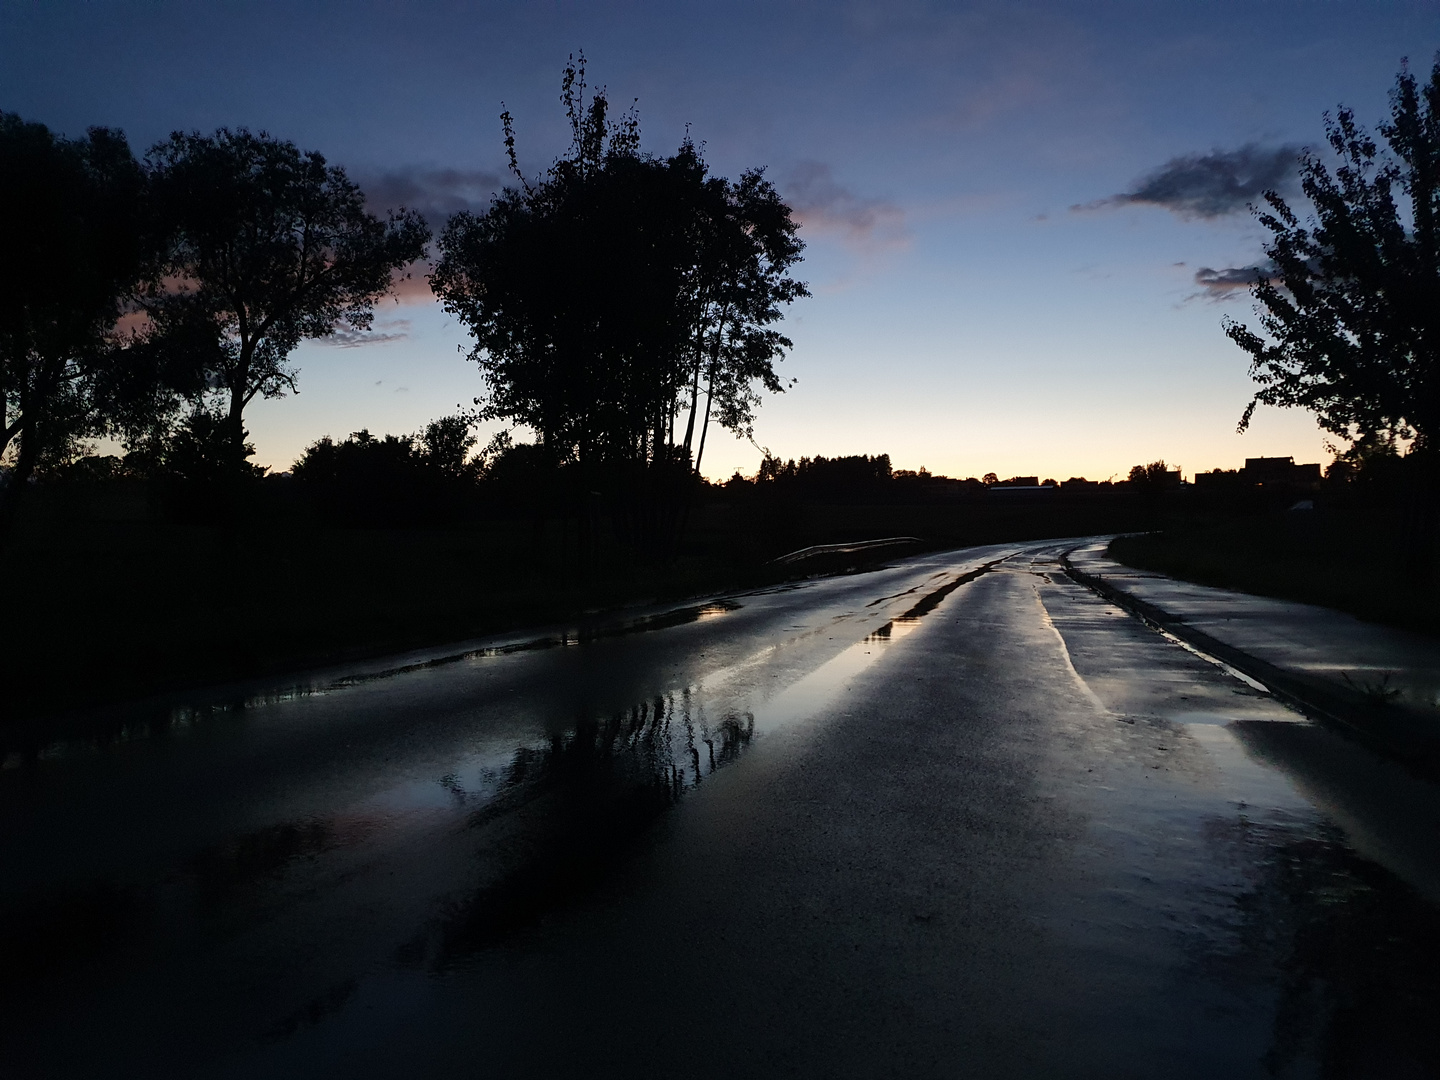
[[785, 162, 910, 251], [1075, 144, 1301, 219], [358, 166, 505, 224], [320, 317, 413, 348], [1192, 262, 1278, 296]]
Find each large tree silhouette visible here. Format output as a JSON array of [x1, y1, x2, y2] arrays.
[[431, 56, 807, 476], [1229, 58, 1440, 456], [0, 114, 144, 512], [141, 129, 430, 463]]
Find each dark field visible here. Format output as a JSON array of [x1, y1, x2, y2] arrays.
[[1108, 506, 1439, 637]]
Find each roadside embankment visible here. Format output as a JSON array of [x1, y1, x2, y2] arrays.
[[1107, 513, 1439, 636]]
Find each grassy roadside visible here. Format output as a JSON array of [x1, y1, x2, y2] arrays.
[[1107, 511, 1440, 637], [5, 511, 749, 732], [3, 488, 1155, 735]]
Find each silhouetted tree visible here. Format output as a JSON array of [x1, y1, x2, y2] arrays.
[[431, 56, 807, 478], [1325, 431, 1404, 487], [292, 415, 482, 526], [1128, 460, 1175, 487], [144, 409, 268, 521], [416, 414, 482, 482], [0, 114, 145, 519], [755, 453, 892, 495], [139, 128, 430, 465], [1229, 59, 1440, 456], [676, 156, 808, 477]]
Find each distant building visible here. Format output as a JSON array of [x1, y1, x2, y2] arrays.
[[1242, 456, 1321, 485], [1193, 468, 1240, 488], [1194, 456, 1321, 488]]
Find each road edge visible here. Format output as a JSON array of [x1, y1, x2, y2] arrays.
[[1060, 548, 1440, 775]]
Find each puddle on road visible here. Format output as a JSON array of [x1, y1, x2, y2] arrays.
[[13, 550, 1440, 1077], [380, 573, 975, 968], [1, 600, 745, 768], [317, 567, 990, 975]]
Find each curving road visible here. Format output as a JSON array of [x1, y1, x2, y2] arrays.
[[4, 539, 1439, 1077]]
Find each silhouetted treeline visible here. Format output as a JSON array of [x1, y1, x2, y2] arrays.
[[291, 417, 483, 527], [3, 56, 809, 558], [0, 113, 429, 531], [753, 453, 894, 493]]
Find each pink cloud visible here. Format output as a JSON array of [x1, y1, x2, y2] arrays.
[[785, 162, 910, 252]]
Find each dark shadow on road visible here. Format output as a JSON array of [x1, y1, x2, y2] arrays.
[[1199, 808, 1440, 1077]]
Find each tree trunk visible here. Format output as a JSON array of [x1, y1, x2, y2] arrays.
[[228, 341, 254, 465], [680, 348, 702, 456], [227, 386, 247, 462], [693, 367, 715, 480], [1, 404, 40, 535], [0, 384, 12, 461]]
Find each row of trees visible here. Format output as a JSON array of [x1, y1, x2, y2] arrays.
[[0, 117, 430, 520], [2, 56, 809, 532]]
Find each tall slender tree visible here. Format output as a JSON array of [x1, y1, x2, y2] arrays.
[[679, 163, 807, 477]]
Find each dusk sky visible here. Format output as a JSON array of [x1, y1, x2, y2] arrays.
[[4, 0, 1436, 481]]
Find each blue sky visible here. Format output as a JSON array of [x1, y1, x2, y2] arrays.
[[3, 0, 1436, 479]]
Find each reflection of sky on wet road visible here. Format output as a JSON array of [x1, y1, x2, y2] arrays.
[[4, 540, 1439, 1077]]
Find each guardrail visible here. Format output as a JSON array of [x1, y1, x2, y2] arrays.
[[771, 537, 922, 565]]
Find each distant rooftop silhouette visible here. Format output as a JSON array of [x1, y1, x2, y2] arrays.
[[1195, 456, 1321, 488]]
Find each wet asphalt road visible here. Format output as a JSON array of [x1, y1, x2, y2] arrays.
[[4, 539, 1440, 1078]]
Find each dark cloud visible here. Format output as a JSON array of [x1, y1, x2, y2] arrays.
[[1191, 262, 1280, 300], [357, 167, 505, 224], [785, 161, 909, 250], [1076, 144, 1301, 219], [319, 318, 412, 348]]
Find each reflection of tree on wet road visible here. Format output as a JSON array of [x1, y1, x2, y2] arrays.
[[415, 694, 756, 962], [3, 541, 1439, 1077]]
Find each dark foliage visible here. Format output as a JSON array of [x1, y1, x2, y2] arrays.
[[291, 417, 481, 526], [1127, 460, 1181, 495], [755, 453, 894, 495], [1229, 58, 1440, 455], [148, 410, 268, 521], [0, 113, 146, 517], [431, 56, 807, 479], [134, 128, 431, 463]]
